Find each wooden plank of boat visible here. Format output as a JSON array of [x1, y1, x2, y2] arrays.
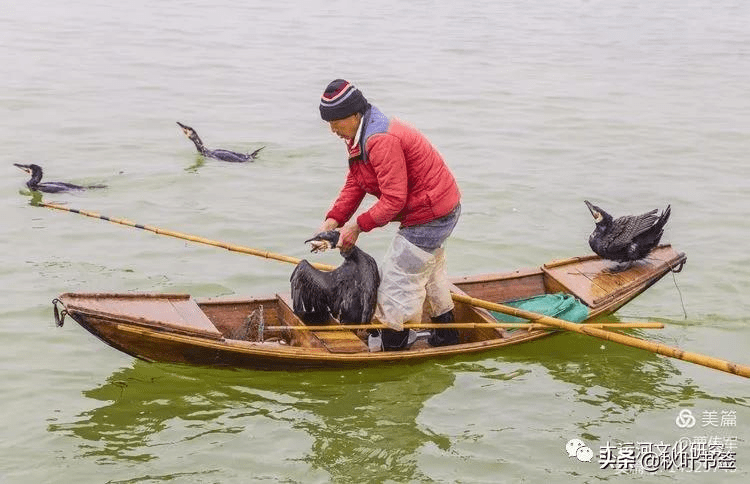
[[541, 245, 683, 308], [276, 293, 368, 354], [58, 293, 223, 340], [53, 245, 687, 369]]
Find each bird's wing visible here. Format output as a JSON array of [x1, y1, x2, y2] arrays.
[[331, 249, 380, 324], [290, 260, 334, 322], [36, 182, 83, 193], [358, 253, 380, 323], [210, 149, 248, 162], [605, 209, 659, 250], [52, 182, 85, 189]]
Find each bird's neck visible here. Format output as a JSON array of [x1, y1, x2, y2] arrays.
[[340, 246, 360, 259], [190, 135, 207, 154], [28, 169, 43, 187]]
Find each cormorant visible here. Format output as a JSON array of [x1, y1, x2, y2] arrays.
[[14, 163, 107, 193], [584, 200, 671, 268], [290, 231, 379, 326], [177, 122, 264, 163]]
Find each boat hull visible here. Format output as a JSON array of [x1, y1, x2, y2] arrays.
[[56, 245, 687, 370]]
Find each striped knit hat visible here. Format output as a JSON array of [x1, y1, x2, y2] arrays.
[[319, 79, 369, 121]]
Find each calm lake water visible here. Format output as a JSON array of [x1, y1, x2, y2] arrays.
[[2, 0, 749, 482]]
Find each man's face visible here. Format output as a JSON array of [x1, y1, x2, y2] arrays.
[[328, 113, 361, 141]]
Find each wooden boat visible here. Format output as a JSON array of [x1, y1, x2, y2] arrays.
[[52, 245, 686, 370]]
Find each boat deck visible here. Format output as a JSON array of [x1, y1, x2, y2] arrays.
[[542, 245, 684, 308]]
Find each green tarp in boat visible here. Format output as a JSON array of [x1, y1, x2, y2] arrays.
[[490, 293, 589, 326]]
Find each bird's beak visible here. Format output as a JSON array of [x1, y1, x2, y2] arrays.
[[584, 200, 603, 223], [584, 200, 596, 218], [13, 163, 31, 174], [304, 234, 331, 253], [176, 122, 190, 135], [308, 240, 331, 253], [304, 231, 341, 252]]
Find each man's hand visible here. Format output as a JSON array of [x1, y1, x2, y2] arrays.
[[317, 218, 339, 233], [338, 223, 361, 251]]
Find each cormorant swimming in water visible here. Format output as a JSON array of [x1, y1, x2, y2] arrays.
[[584, 200, 671, 269], [14, 163, 107, 193], [177, 122, 264, 163], [290, 231, 379, 326]]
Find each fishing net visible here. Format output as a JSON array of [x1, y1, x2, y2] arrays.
[[230, 305, 265, 341], [490, 293, 589, 325]]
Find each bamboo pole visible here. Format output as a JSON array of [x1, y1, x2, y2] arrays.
[[263, 322, 665, 331], [37, 202, 333, 271], [451, 293, 750, 378], [38, 202, 750, 378]]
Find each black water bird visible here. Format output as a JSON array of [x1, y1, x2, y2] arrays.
[[584, 200, 671, 268], [14, 163, 107, 193], [177, 122, 264, 163], [290, 231, 380, 325]]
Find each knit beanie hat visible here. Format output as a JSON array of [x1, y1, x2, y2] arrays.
[[319, 79, 369, 121]]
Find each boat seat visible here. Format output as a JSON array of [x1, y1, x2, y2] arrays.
[[309, 328, 369, 353], [277, 294, 368, 353]]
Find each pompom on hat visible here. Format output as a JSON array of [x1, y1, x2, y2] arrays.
[[319, 79, 369, 121]]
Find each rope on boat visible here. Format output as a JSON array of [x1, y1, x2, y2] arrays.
[[670, 260, 686, 273], [229, 305, 265, 342], [647, 255, 688, 319], [52, 298, 67, 327]]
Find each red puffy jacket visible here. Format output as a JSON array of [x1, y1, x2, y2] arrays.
[[326, 107, 460, 232]]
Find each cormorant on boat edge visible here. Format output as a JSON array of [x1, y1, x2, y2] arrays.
[[585, 199, 671, 270]]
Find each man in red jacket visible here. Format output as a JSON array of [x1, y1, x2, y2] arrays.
[[319, 79, 461, 350], [318, 79, 461, 350]]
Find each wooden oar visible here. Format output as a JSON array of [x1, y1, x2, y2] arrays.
[[37, 202, 750, 378], [263, 322, 665, 331]]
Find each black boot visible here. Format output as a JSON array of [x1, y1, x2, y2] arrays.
[[428, 310, 459, 346], [381, 328, 412, 351]]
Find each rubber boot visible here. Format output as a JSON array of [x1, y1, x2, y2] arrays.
[[428, 310, 459, 346], [381, 328, 412, 351]]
